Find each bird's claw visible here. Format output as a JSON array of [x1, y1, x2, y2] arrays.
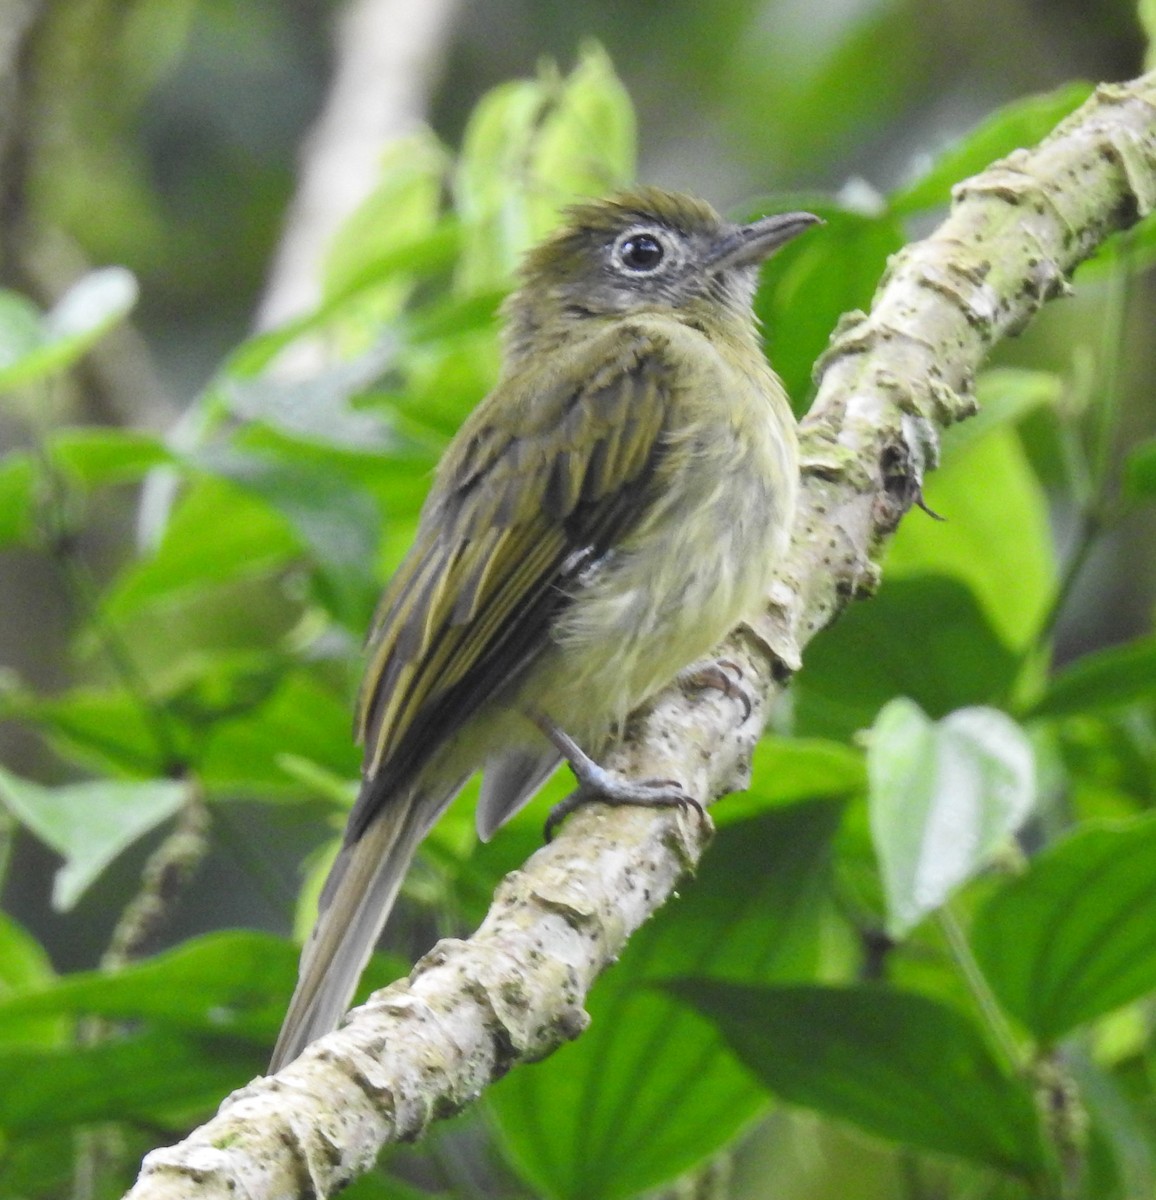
[[544, 770, 705, 841], [681, 658, 754, 723]]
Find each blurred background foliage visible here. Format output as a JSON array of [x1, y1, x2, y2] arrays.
[[1, 1, 1156, 1198]]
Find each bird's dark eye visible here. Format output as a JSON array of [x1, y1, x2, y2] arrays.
[[617, 233, 665, 272]]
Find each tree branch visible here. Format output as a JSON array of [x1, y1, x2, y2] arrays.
[[122, 71, 1156, 1200]]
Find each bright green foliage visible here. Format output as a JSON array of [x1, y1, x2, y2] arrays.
[[668, 981, 1047, 1180], [866, 700, 1035, 937], [1, 41, 1155, 1200], [973, 817, 1156, 1043], [0, 268, 138, 392], [0, 769, 189, 910]]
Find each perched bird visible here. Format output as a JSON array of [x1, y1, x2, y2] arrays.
[[270, 188, 819, 1070]]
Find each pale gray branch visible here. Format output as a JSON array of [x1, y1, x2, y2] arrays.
[[124, 71, 1156, 1200], [256, 0, 462, 331]]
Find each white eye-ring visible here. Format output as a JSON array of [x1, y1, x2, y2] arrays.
[[613, 228, 669, 273]]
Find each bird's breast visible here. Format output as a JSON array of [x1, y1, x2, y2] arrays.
[[543, 351, 798, 739]]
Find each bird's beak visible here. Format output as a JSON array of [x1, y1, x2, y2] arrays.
[[708, 211, 823, 272]]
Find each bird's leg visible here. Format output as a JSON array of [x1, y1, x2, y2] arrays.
[[526, 709, 705, 841], [679, 658, 754, 723]]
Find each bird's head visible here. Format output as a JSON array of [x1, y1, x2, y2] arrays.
[[502, 187, 820, 359]]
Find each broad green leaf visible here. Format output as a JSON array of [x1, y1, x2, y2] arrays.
[[793, 574, 1019, 741], [892, 83, 1093, 214], [455, 76, 550, 291], [886, 427, 1054, 650], [0, 1127, 82, 1200], [0, 269, 138, 390], [0, 931, 404, 1046], [944, 368, 1062, 464], [104, 475, 300, 618], [0, 768, 188, 909], [9, 687, 168, 776], [224, 223, 461, 380], [0, 291, 45, 387], [455, 47, 636, 293], [1028, 637, 1156, 719], [0, 915, 62, 1049], [325, 132, 447, 298], [718, 736, 865, 824], [200, 671, 359, 794], [1077, 206, 1156, 281], [973, 815, 1156, 1043], [0, 1030, 256, 1134], [526, 43, 636, 234], [490, 801, 840, 1200], [667, 981, 1046, 1180], [0, 931, 293, 1041], [199, 445, 382, 627], [49, 427, 173, 486], [222, 341, 397, 452], [867, 700, 1035, 937], [1124, 436, 1156, 500], [0, 454, 35, 547]]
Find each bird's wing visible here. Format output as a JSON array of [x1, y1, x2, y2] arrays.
[[346, 323, 684, 842]]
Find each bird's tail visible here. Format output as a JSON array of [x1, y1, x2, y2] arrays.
[[269, 790, 427, 1072]]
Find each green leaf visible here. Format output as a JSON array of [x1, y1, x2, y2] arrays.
[[323, 131, 446, 308], [455, 46, 636, 293], [9, 687, 168, 776], [944, 368, 1063, 464], [0, 268, 138, 390], [525, 42, 636, 234], [224, 223, 462, 380], [867, 699, 1036, 937], [0, 768, 188, 909], [1124, 436, 1156, 500], [104, 475, 300, 618], [973, 815, 1156, 1043], [754, 200, 905, 407], [0, 931, 294, 1041], [1027, 637, 1156, 719], [222, 342, 397, 451], [490, 800, 840, 1200], [0, 454, 35, 547], [455, 77, 550, 291], [0, 290, 45, 378], [200, 670, 359, 794], [0, 930, 404, 1051], [49, 427, 174, 486], [666, 981, 1046, 1179], [0, 1030, 257, 1135], [886, 427, 1055, 650], [199, 445, 383, 627], [892, 83, 1093, 214], [0, 914, 62, 1049], [718, 736, 865, 824], [793, 574, 1020, 741]]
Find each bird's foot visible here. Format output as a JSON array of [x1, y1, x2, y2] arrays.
[[680, 658, 754, 723], [527, 709, 704, 841]]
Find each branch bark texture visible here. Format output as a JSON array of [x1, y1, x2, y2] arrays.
[[124, 72, 1156, 1200]]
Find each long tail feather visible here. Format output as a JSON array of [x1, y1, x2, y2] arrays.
[[270, 792, 425, 1071]]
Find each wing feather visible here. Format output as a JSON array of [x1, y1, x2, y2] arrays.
[[347, 325, 682, 842]]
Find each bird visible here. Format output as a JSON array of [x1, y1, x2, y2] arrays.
[[269, 187, 819, 1070]]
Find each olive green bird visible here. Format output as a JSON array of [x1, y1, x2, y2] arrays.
[[270, 188, 819, 1070]]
